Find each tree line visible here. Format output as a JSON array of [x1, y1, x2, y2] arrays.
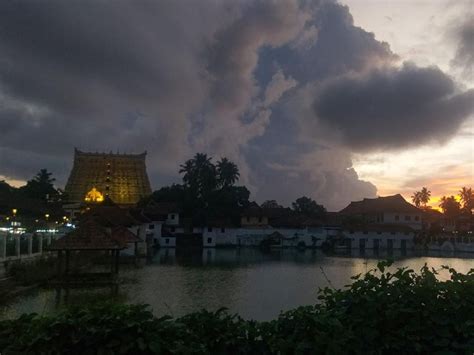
[[411, 186, 473, 216], [0, 169, 63, 220], [141, 153, 326, 225]]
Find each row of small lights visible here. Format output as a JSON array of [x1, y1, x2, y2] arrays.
[[4, 209, 69, 224]]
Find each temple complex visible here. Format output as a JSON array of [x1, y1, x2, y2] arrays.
[[64, 149, 152, 205]]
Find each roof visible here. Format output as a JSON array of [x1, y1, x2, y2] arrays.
[[111, 226, 142, 244], [421, 208, 444, 222], [48, 219, 125, 250], [242, 206, 291, 218], [339, 194, 420, 215], [206, 218, 237, 228], [142, 202, 180, 220], [74, 148, 147, 159], [128, 208, 152, 223], [81, 204, 141, 227]]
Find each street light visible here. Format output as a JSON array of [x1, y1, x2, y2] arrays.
[[12, 209, 17, 217]]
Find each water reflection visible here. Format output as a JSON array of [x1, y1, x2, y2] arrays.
[[1, 248, 473, 321]]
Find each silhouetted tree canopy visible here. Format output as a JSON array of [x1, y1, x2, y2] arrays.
[[261, 200, 283, 209], [19, 169, 59, 201], [216, 158, 240, 188], [439, 196, 461, 217], [146, 153, 250, 225], [0, 170, 64, 221], [459, 187, 473, 214], [411, 187, 431, 208], [292, 196, 326, 218]]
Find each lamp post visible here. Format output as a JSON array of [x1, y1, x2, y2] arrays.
[[45, 213, 51, 243]]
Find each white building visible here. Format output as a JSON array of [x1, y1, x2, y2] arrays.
[[337, 194, 422, 250], [340, 226, 415, 250], [141, 202, 182, 248], [339, 194, 422, 231]]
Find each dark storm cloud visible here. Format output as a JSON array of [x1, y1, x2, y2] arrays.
[[207, 0, 304, 113], [450, 18, 474, 76], [255, 0, 396, 85], [0, 0, 471, 209], [0, 0, 229, 181], [313, 63, 474, 151]]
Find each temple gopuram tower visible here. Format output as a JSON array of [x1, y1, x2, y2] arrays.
[[64, 149, 152, 205]]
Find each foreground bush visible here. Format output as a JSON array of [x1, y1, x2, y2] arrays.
[[1, 262, 473, 354]]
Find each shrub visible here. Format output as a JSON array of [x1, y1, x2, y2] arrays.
[[1, 262, 473, 354], [6, 256, 57, 285]]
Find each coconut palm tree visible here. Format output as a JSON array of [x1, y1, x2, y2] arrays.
[[179, 153, 217, 198], [217, 158, 240, 188], [419, 187, 431, 208], [459, 187, 473, 214], [439, 195, 461, 217], [411, 191, 422, 208]]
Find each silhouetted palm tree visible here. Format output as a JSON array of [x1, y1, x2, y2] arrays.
[[411, 191, 422, 207], [459, 187, 473, 214], [419, 187, 431, 208], [439, 195, 461, 216], [179, 153, 216, 198], [217, 158, 240, 188], [411, 187, 431, 208]]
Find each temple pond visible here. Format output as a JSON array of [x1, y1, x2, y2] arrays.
[[2, 248, 474, 321]]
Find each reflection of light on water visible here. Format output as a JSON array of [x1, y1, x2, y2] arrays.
[[2, 249, 474, 321]]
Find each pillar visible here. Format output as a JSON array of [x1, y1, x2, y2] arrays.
[[57, 250, 62, 276], [15, 236, 20, 257], [115, 250, 120, 274], [38, 235, 43, 254], [65, 250, 70, 275], [28, 234, 33, 256], [0, 235, 6, 259], [110, 250, 114, 274]]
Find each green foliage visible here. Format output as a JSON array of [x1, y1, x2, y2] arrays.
[[411, 187, 431, 208], [261, 200, 283, 209], [179, 153, 217, 200], [216, 158, 240, 188], [19, 169, 59, 201], [0, 170, 64, 221], [2, 264, 474, 354], [145, 153, 250, 226], [459, 186, 473, 214], [291, 196, 326, 218], [439, 195, 461, 217], [6, 256, 57, 285]]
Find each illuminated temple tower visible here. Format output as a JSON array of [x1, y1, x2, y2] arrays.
[[64, 149, 152, 205]]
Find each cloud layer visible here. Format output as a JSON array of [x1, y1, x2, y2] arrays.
[[0, 0, 472, 210], [314, 63, 474, 151]]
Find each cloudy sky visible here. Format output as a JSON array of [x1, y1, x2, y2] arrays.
[[0, 0, 472, 211]]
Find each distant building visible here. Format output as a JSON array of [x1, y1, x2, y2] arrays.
[[64, 148, 152, 206], [339, 194, 422, 230], [141, 201, 184, 248], [241, 205, 270, 228], [335, 194, 423, 250]]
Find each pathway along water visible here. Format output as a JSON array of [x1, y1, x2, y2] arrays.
[[1, 248, 474, 321]]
